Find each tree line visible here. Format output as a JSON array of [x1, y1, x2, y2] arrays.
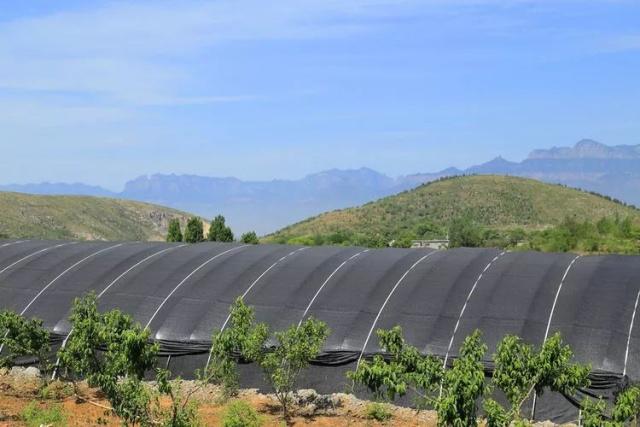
[[166, 215, 260, 245], [1, 297, 639, 426]]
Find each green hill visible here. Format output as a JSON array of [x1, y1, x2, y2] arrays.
[[0, 192, 197, 241], [266, 175, 640, 253]]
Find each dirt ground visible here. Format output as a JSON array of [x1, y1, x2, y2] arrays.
[[0, 370, 438, 426]]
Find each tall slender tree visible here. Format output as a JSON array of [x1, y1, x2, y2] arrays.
[[184, 217, 205, 243], [208, 215, 234, 242], [166, 218, 183, 242]]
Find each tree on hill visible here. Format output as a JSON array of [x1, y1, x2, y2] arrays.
[[208, 215, 234, 242], [448, 214, 484, 248], [184, 217, 205, 243], [166, 218, 183, 242], [240, 231, 259, 244]]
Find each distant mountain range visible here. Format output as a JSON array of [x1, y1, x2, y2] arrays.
[[2, 139, 639, 235]]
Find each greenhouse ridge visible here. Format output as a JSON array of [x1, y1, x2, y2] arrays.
[[1, 239, 639, 421]]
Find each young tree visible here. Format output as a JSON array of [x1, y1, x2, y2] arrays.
[[208, 215, 234, 242], [205, 298, 268, 398], [155, 369, 201, 427], [184, 217, 205, 243], [166, 219, 183, 243], [261, 317, 330, 419], [436, 330, 487, 427], [58, 293, 158, 426], [349, 326, 442, 407], [240, 231, 259, 245], [484, 333, 591, 426], [581, 386, 640, 426], [0, 310, 51, 379]]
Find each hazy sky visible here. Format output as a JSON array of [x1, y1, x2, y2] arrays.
[[0, 0, 638, 190]]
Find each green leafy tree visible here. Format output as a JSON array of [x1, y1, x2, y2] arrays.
[[448, 215, 484, 248], [260, 317, 330, 419], [166, 219, 183, 243], [484, 333, 590, 426], [349, 326, 442, 407], [208, 215, 234, 242], [58, 293, 158, 426], [184, 217, 205, 243], [205, 298, 268, 398], [436, 330, 487, 427], [0, 310, 52, 379], [240, 231, 260, 245]]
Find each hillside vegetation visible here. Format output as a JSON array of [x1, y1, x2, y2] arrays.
[[267, 175, 640, 253], [0, 192, 196, 241]]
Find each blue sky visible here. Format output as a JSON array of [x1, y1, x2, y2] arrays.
[[0, 0, 638, 190]]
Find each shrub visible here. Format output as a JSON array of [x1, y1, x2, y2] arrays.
[[0, 310, 51, 379], [38, 380, 74, 400], [240, 231, 259, 245], [222, 400, 262, 427], [365, 402, 392, 422], [261, 317, 329, 419], [21, 401, 66, 427]]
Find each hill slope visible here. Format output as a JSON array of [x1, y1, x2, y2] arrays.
[[267, 175, 640, 247], [0, 192, 196, 241]]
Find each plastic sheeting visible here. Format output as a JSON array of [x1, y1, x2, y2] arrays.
[[0, 240, 639, 422]]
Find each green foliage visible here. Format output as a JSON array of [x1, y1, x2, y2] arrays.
[[534, 333, 591, 397], [448, 215, 484, 248], [206, 298, 268, 398], [488, 333, 590, 425], [166, 219, 183, 242], [240, 231, 260, 244], [436, 330, 487, 427], [222, 400, 263, 427], [0, 310, 51, 378], [156, 369, 201, 427], [611, 386, 640, 423], [208, 215, 234, 242], [260, 317, 330, 419], [581, 386, 640, 426], [365, 402, 393, 422], [184, 217, 205, 243], [581, 397, 608, 427], [20, 401, 66, 427], [483, 398, 511, 427], [58, 293, 158, 426], [525, 215, 640, 254], [348, 326, 442, 407]]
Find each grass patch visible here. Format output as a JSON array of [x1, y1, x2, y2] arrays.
[[21, 401, 66, 427], [365, 402, 392, 422], [222, 400, 263, 427]]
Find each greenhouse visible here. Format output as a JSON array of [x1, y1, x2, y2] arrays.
[[0, 239, 639, 422]]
